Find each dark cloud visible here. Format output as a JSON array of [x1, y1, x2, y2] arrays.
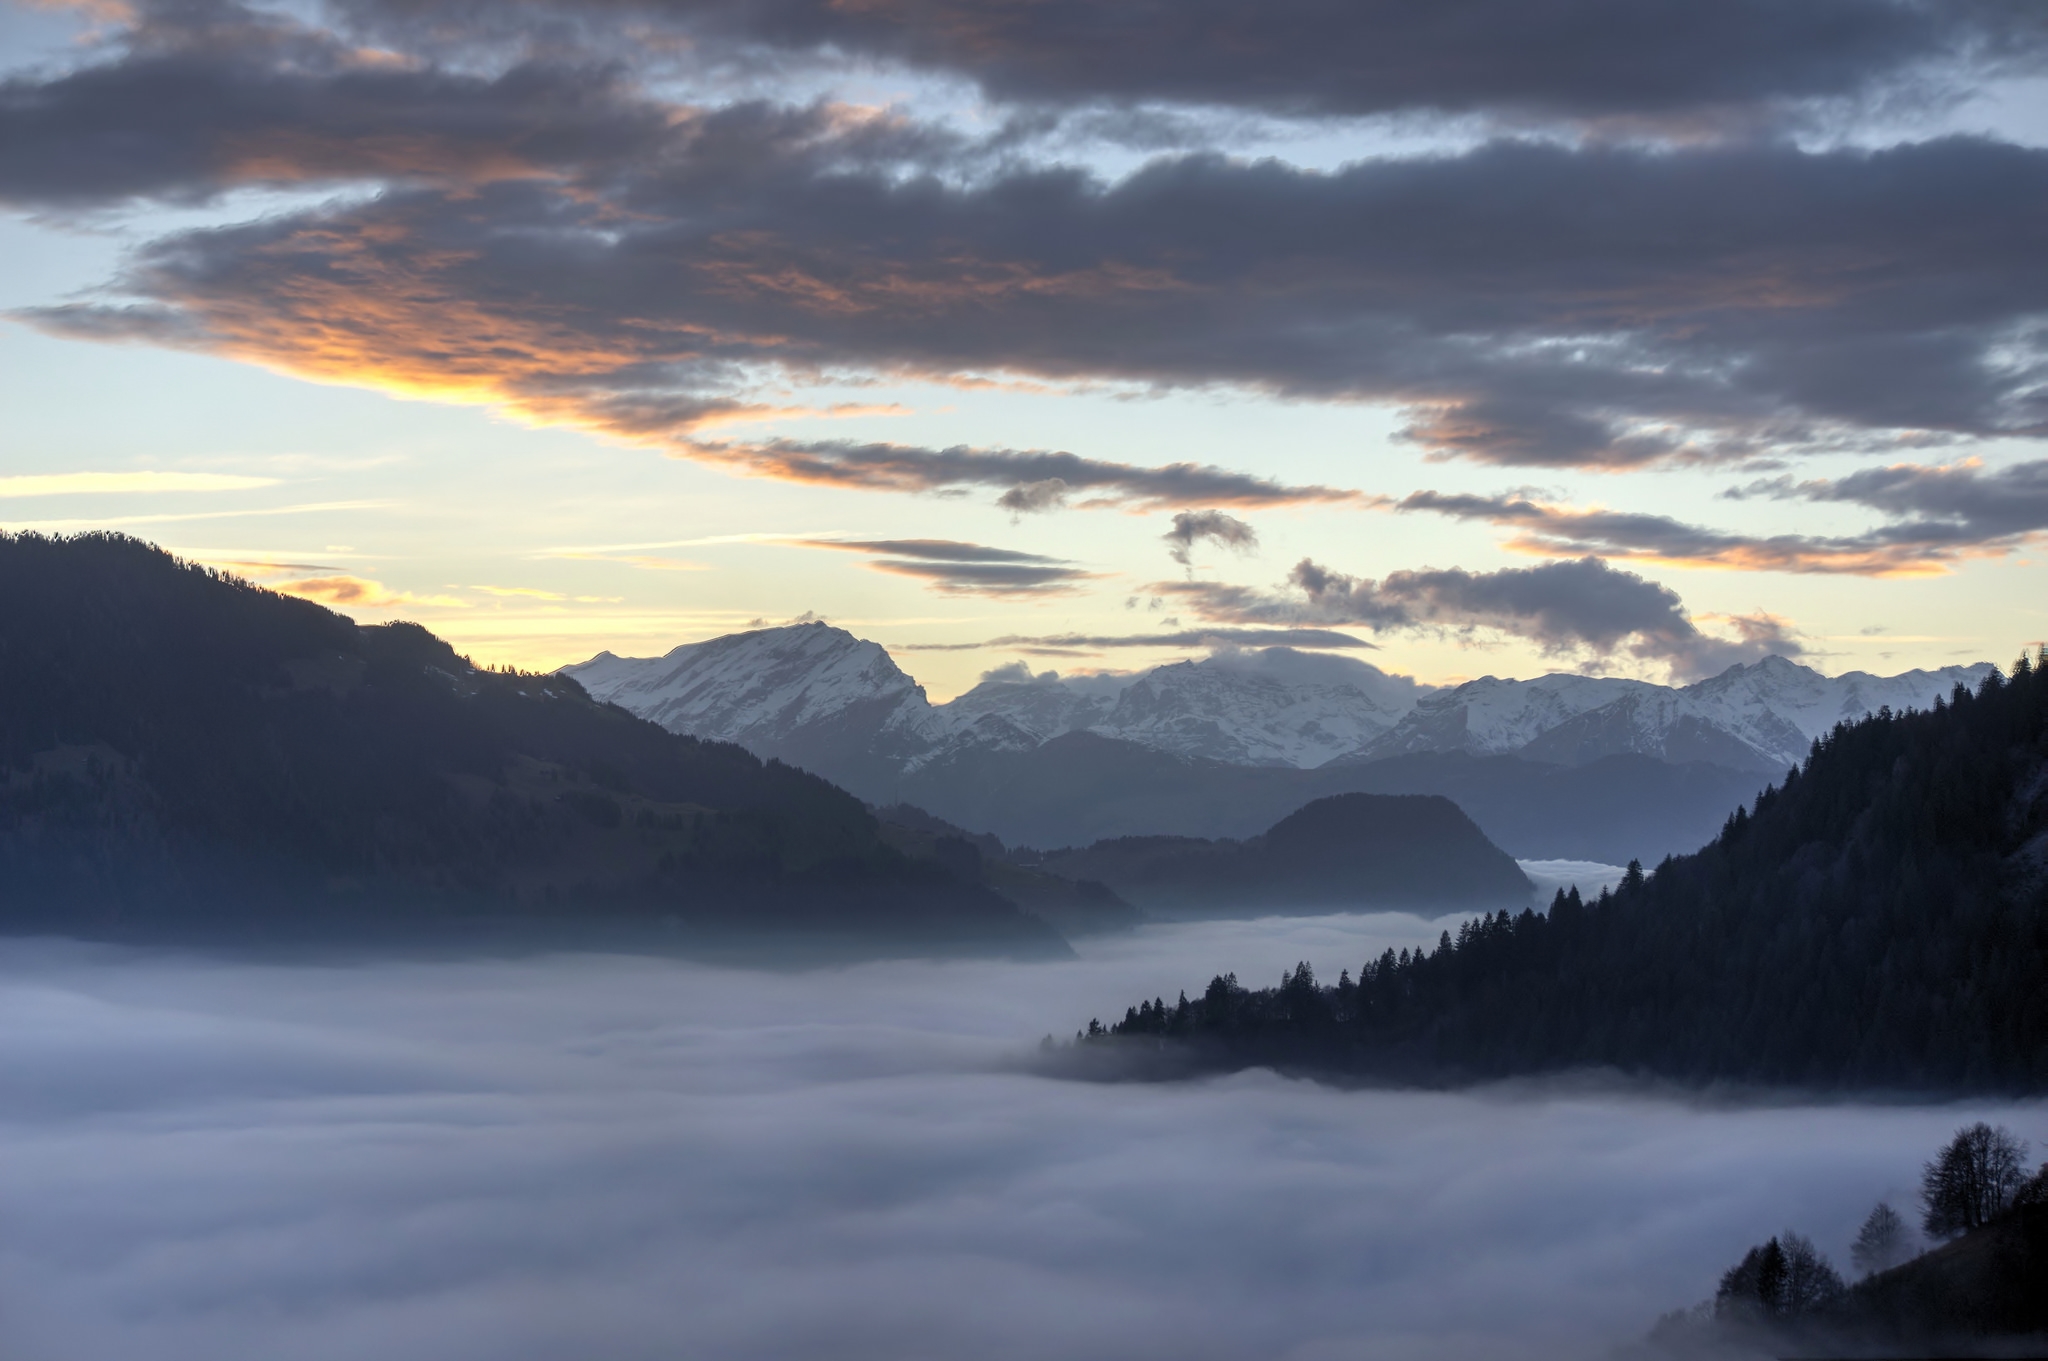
[[0, 8, 673, 207], [794, 537, 1097, 595], [21, 113, 2048, 478], [1155, 555, 1801, 681], [0, 938, 2029, 1361], [896, 627, 1373, 652], [996, 479, 1071, 516], [1402, 458, 2048, 574], [704, 441, 1361, 510], [1163, 509, 1257, 569], [335, 0, 2048, 126]]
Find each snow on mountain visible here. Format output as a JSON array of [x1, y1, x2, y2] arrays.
[[565, 622, 1998, 785], [1355, 673, 1657, 762], [563, 622, 941, 751], [1089, 650, 1422, 766], [1519, 656, 1996, 771], [934, 664, 1127, 746]]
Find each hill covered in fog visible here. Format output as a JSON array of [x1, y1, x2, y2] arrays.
[[0, 533, 1063, 957], [1078, 651, 2048, 1093]]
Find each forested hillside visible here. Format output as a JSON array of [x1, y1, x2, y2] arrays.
[[1079, 651, 2048, 1091], [0, 533, 1061, 955]]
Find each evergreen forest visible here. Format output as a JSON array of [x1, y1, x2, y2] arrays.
[[1080, 649, 2048, 1092]]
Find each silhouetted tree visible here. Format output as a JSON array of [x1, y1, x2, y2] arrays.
[[1850, 1202, 1910, 1276], [1922, 1123, 2031, 1238], [1717, 1237, 1788, 1319], [1778, 1231, 1845, 1312]]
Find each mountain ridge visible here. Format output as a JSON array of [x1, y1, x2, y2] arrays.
[[564, 626, 1992, 862]]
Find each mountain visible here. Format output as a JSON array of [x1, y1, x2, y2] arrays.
[[896, 733, 1765, 865], [1033, 793, 1532, 918], [1077, 651, 2048, 1093], [870, 803, 1141, 938], [1084, 649, 1423, 766], [1518, 654, 1997, 771], [567, 623, 941, 797], [566, 632, 1436, 785], [0, 534, 1064, 958], [1352, 672, 1655, 761], [567, 629, 1989, 857]]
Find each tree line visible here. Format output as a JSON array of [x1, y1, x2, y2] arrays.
[[1080, 649, 2048, 1092]]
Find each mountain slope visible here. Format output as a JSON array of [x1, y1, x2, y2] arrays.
[[1354, 673, 1654, 760], [1034, 793, 1531, 917], [1082, 652, 2048, 1092], [898, 732, 1765, 863], [565, 622, 942, 797], [1087, 652, 1418, 766], [0, 534, 1062, 957]]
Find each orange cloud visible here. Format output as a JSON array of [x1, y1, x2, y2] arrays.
[[275, 575, 469, 609]]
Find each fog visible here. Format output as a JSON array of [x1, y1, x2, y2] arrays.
[[2, 921, 2039, 1361]]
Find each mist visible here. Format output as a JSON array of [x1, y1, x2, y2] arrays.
[[2, 924, 2039, 1361]]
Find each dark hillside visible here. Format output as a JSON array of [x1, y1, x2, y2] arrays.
[[897, 731, 1763, 865], [1077, 651, 2048, 1092], [1035, 793, 1532, 917], [0, 533, 1062, 957]]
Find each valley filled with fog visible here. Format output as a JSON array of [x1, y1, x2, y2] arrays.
[[4, 911, 2039, 1361]]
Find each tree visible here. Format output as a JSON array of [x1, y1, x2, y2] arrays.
[[1717, 1237, 1788, 1319], [1921, 1123, 2031, 1238], [1850, 1202, 1910, 1276], [1778, 1231, 1845, 1313]]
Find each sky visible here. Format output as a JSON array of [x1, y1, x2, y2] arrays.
[[5, 923, 2042, 1361], [4, 0, 2048, 699]]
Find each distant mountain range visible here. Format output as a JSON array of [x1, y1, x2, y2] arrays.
[[566, 624, 1990, 861]]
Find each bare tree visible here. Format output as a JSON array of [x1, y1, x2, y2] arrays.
[[1850, 1202, 1910, 1276], [1778, 1232, 1845, 1314], [1921, 1123, 2030, 1238]]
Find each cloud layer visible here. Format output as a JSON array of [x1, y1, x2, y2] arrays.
[[338, 0, 2048, 125], [1403, 457, 2048, 575], [10, 2, 2048, 485], [2, 934, 2039, 1361], [1157, 555, 1801, 680], [795, 537, 1097, 595]]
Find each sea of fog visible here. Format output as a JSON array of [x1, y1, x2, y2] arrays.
[[2, 908, 2042, 1361]]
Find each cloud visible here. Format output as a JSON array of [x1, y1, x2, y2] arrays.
[[1156, 555, 1800, 681], [334, 0, 2048, 127], [17, 43, 2048, 486], [1162, 509, 1257, 570], [996, 479, 1070, 516], [1401, 458, 2048, 575], [793, 537, 1099, 596], [273, 574, 468, 608], [0, 471, 278, 497], [0, 936, 2034, 1361], [897, 626, 1374, 652], [692, 440, 1362, 511], [0, 14, 674, 208]]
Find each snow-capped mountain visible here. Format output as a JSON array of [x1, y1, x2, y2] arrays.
[[1517, 655, 1994, 771], [1353, 673, 1657, 762], [563, 622, 943, 788], [1088, 649, 1423, 766], [565, 624, 1997, 789]]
